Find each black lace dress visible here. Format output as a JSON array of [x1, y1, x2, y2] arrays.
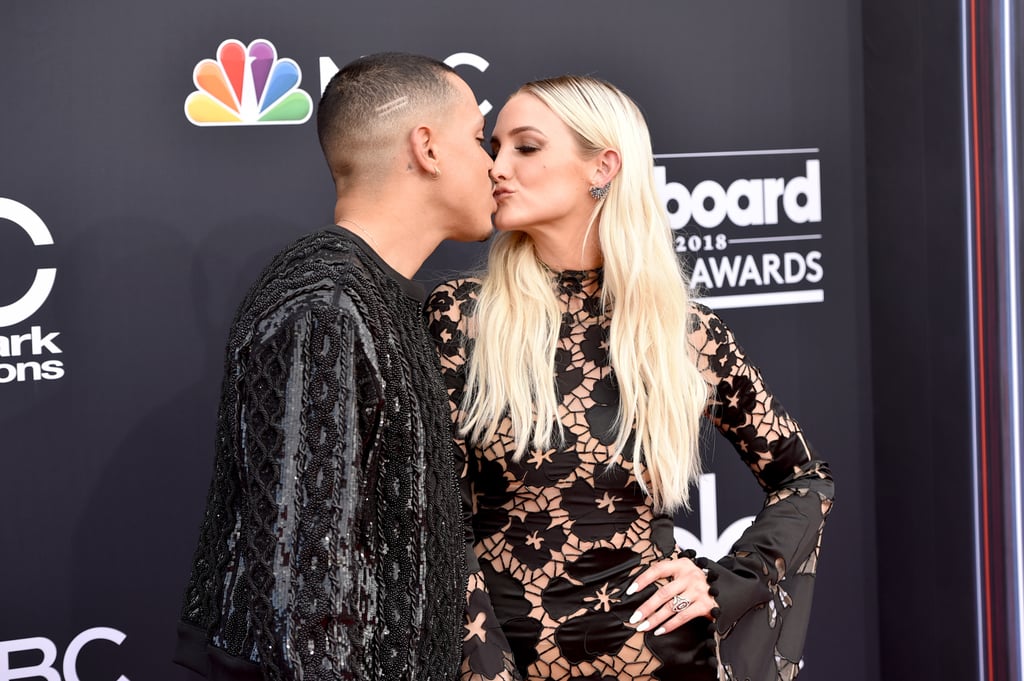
[[426, 269, 833, 681], [176, 227, 468, 680]]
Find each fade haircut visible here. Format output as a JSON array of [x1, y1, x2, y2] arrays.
[[317, 52, 459, 182]]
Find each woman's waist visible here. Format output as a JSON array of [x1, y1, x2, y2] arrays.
[[479, 521, 678, 582]]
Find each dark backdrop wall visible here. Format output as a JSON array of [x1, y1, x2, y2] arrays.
[[862, 0, 983, 679], [0, 2, 878, 679]]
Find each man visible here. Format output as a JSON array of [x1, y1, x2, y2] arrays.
[[174, 53, 501, 680]]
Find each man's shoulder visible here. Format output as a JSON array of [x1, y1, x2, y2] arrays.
[[278, 226, 389, 285], [233, 228, 388, 335], [268, 226, 366, 278]]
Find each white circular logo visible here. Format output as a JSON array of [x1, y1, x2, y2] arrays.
[[444, 52, 492, 116], [0, 198, 56, 328]]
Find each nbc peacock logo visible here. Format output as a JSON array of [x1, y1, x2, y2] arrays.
[[185, 38, 313, 126]]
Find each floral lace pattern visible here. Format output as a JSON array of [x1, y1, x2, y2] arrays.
[[427, 269, 833, 681]]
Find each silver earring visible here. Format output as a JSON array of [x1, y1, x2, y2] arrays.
[[589, 182, 611, 200]]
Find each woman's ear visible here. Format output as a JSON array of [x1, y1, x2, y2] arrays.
[[591, 148, 622, 187]]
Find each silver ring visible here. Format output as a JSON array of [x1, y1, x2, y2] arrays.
[[671, 594, 691, 612]]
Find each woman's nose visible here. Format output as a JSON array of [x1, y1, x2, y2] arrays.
[[489, 150, 509, 181]]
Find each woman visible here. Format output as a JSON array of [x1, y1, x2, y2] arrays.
[[427, 76, 834, 681]]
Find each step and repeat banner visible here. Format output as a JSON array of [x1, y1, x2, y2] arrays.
[[1, 2, 875, 679]]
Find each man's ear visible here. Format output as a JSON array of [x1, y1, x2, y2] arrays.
[[409, 125, 440, 177], [590, 148, 622, 187]]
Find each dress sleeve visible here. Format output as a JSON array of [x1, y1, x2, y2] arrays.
[[688, 303, 834, 680], [426, 281, 521, 681], [238, 296, 383, 680]]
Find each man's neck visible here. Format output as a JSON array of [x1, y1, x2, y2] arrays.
[[333, 200, 444, 279]]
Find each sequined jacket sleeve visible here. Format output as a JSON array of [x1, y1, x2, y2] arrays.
[[688, 302, 834, 680], [426, 282, 522, 681], [176, 288, 385, 681], [239, 292, 386, 679]]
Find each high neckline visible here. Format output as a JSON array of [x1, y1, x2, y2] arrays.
[[545, 265, 603, 296]]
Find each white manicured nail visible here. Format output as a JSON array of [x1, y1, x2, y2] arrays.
[[628, 610, 643, 624], [654, 627, 666, 636], [625, 582, 639, 596], [636, 620, 651, 632]]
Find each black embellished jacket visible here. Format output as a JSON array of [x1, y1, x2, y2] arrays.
[[175, 227, 465, 680]]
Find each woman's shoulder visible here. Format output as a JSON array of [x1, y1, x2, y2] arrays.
[[686, 299, 739, 351], [687, 299, 723, 330], [426, 277, 483, 318], [430, 276, 483, 296]]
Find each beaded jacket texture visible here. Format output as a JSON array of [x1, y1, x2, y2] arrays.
[[175, 227, 465, 680]]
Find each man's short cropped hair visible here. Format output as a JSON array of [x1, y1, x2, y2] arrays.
[[317, 52, 459, 181]]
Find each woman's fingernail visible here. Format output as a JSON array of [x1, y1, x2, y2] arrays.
[[654, 627, 666, 636], [625, 582, 639, 596], [636, 620, 651, 632], [628, 610, 643, 624]]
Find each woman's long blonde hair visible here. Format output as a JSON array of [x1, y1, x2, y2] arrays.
[[460, 76, 708, 512]]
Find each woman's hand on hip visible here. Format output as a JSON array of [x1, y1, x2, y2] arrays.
[[625, 555, 720, 636]]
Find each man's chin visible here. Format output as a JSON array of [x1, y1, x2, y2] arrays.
[[472, 226, 495, 243], [449, 225, 494, 243]]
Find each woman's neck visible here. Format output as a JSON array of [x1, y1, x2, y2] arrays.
[[528, 225, 603, 272]]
